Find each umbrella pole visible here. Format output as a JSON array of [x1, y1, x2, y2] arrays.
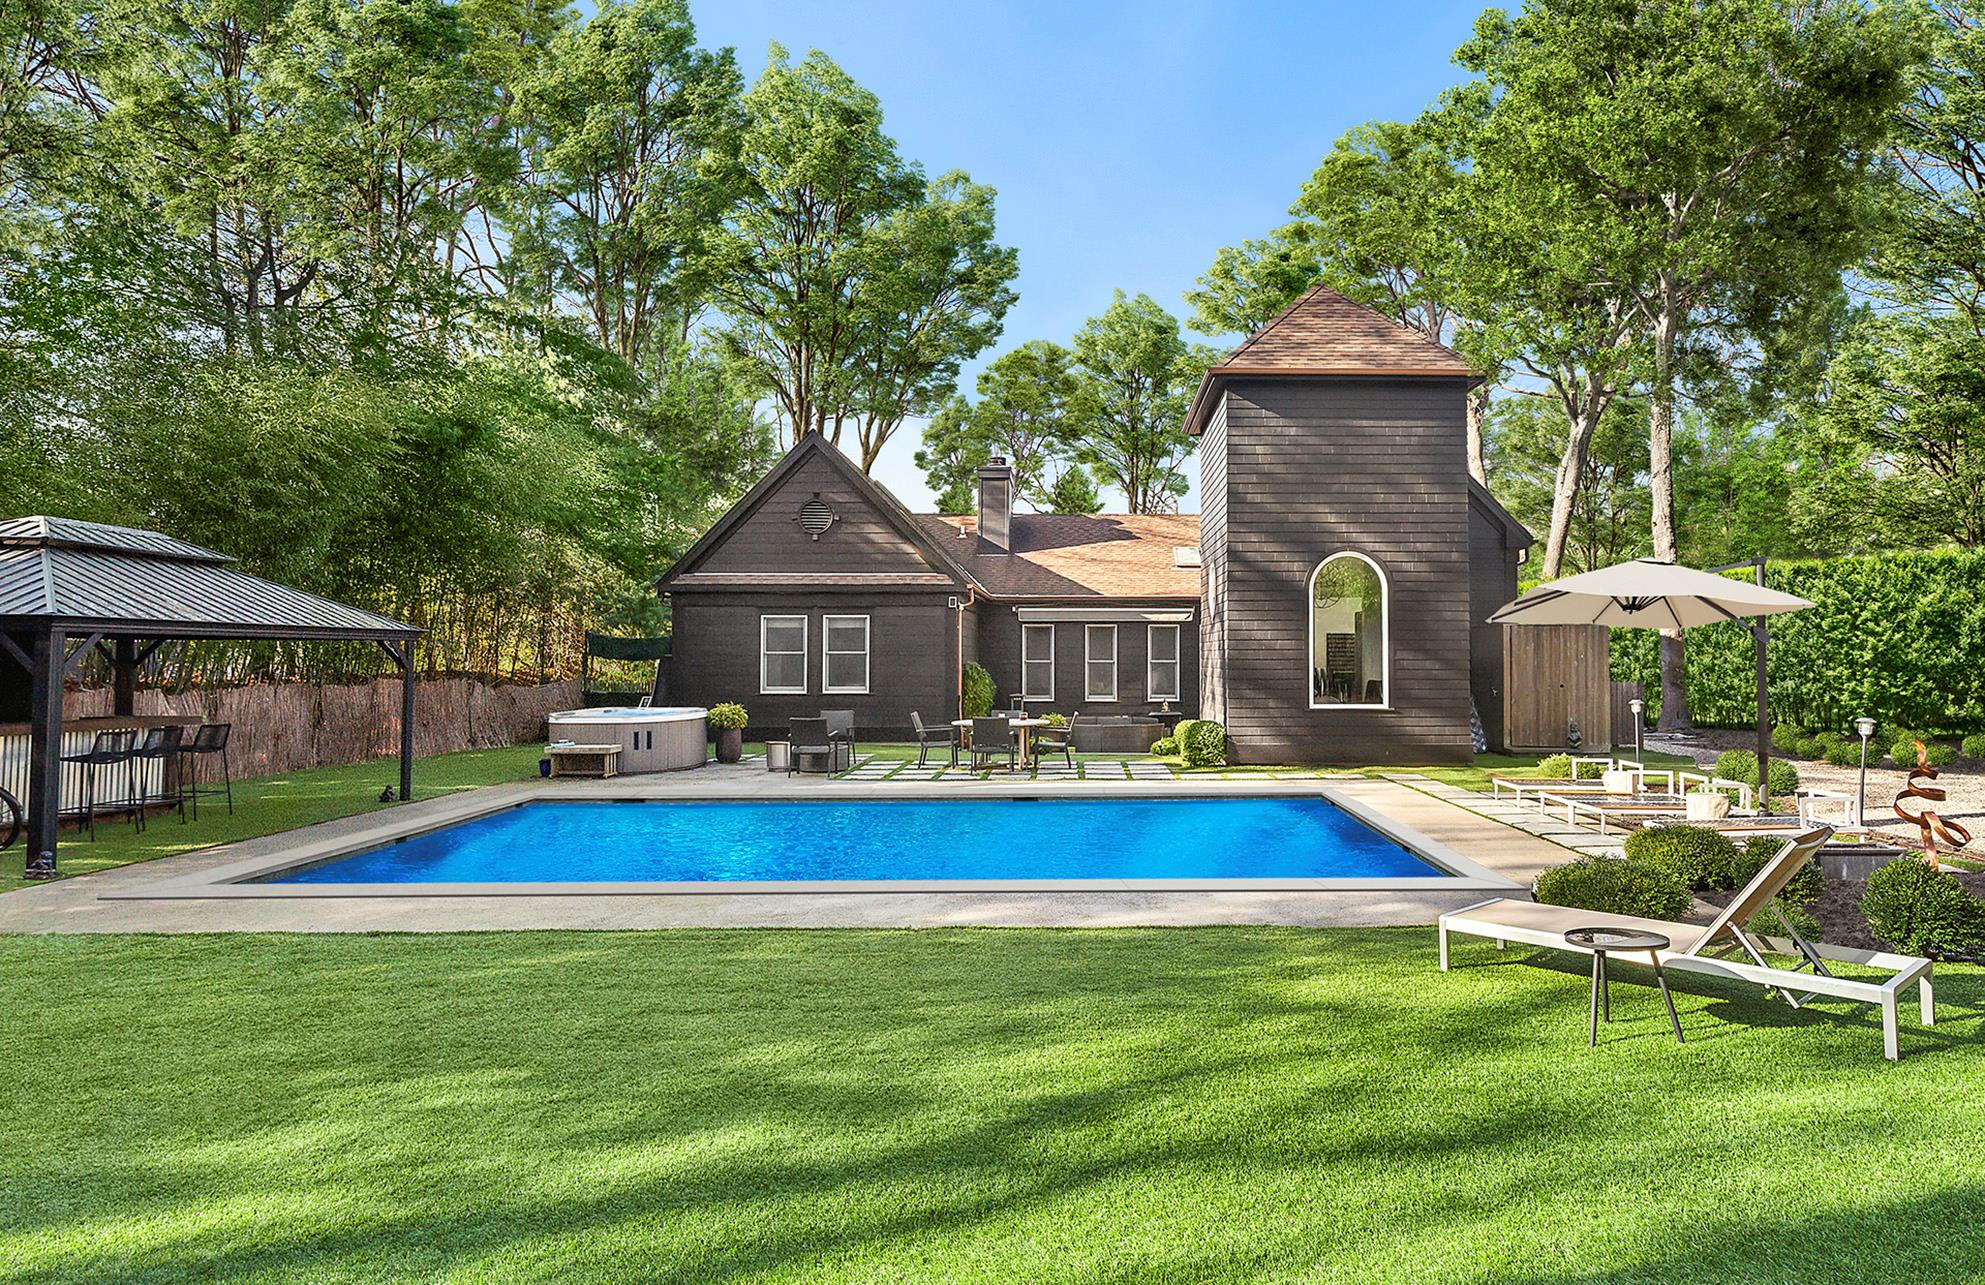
[[1752, 559, 1770, 813]]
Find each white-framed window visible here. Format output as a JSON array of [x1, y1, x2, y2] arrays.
[[759, 614, 807, 694], [1309, 552, 1389, 709], [1147, 623, 1181, 702], [1085, 624, 1117, 702], [1022, 623, 1055, 700], [822, 614, 870, 694]]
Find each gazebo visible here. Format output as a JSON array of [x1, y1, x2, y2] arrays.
[[0, 517, 422, 874]]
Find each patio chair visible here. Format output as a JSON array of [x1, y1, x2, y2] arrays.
[[787, 718, 838, 776], [180, 722, 234, 817], [819, 709, 856, 773], [910, 711, 958, 767], [1438, 827, 1937, 1061], [970, 716, 1017, 772], [1030, 716, 1073, 769], [130, 724, 187, 830], [59, 728, 142, 840]]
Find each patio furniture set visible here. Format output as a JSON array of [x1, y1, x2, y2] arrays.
[[916, 711, 1074, 772], [56, 721, 234, 840]]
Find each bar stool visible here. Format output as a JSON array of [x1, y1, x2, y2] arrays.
[[59, 729, 142, 841], [181, 723, 234, 817], [131, 725, 188, 830]]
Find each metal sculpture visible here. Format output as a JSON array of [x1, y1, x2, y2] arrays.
[[0, 788, 18, 852], [1893, 740, 1974, 860]]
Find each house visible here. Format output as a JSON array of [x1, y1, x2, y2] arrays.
[[658, 286, 1531, 764]]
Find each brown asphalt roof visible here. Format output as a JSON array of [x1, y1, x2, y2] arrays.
[[915, 513, 1201, 600], [1214, 284, 1472, 375]]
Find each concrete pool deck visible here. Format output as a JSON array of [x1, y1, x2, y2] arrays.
[[0, 768, 1568, 933]]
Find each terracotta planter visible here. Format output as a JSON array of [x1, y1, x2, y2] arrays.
[[714, 727, 744, 763]]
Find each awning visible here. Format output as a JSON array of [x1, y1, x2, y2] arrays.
[[1014, 607, 1195, 623]]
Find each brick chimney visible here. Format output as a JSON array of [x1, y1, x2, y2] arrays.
[[976, 457, 1013, 553]]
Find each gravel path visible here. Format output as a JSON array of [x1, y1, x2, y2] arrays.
[[1647, 729, 1983, 859]]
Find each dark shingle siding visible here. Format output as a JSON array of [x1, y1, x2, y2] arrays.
[[699, 452, 950, 579], [1212, 376, 1474, 765]]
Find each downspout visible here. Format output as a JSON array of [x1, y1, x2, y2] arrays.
[[954, 585, 976, 720]]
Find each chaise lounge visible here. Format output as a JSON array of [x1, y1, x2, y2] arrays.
[[1437, 827, 1937, 1060]]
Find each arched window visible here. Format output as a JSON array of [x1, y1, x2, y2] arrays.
[[1309, 553, 1388, 709]]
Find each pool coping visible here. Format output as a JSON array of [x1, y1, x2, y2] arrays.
[[109, 779, 1524, 900]]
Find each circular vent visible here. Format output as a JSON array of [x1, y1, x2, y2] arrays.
[[797, 498, 836, 538]]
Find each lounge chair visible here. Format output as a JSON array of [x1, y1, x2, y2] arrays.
[[910, 711, 958, 767], [819, 709, 856, 773], [787, 718, 838, 776], [1438, 827, 1937, 1060], [969, 716, 1017, 772]]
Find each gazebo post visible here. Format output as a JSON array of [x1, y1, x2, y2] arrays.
[[1750, 559, 1771, 812], [111, 637, 137, 715], [381, 639, 415, 802], [26, 626, 65, 875]]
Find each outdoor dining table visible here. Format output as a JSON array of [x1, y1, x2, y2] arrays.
[[953, 716, 1051, 768]]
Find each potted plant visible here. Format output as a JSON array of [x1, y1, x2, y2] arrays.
[[708, 703, 748, 763]]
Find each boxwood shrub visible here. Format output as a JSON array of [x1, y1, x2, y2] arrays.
[[1861, 857, 1985, 961], [1534, 856, 1693, 920], [1150, 735, 1178, 756], [1892, 738, 1958, 768], [1965, 732, 1985, 760], [1732, 833, 1825, 907], [1178, 719, 1227, 768], [1822, 741, 1866, 768], [1621, 825, 1740, 890], [1772, 724, 1806, 754], [1713, 750, 1800, 798]]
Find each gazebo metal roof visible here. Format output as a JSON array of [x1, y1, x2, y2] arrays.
[[0, 516, 418, 640]]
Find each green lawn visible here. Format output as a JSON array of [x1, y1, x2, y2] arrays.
[[0, 929, 1976, 1283], [1, 745, 545, 893]]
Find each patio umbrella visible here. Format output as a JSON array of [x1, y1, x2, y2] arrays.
[[1488, 558, 1815, 807]]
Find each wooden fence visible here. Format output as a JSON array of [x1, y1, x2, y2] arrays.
[[1502, 625, 1615, 752], [62, 677, 582, 779]]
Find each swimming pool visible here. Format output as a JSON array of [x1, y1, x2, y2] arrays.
[[263, 797, 1446, 885]]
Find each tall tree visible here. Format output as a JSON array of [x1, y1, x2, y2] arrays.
[[1457, 0, 1917, 728], [1067, 291, 1215, 514], [710, 46, 1012, 464]]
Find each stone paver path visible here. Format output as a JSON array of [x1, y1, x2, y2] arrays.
[[1385, 772, 1627, 860]]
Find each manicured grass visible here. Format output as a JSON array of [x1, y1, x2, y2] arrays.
[[1, 745, 544, 893], [0, 928, 1977, 1282]]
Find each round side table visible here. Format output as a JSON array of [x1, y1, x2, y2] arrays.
[[1563, 927, 1685, 1046]]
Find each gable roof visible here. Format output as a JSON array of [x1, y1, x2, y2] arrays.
[[0, 516, 418, 640], [916, 513, 1201, 600], [1468, 479, 1535, 551], [1184, 284, 1476, 436], [654, 433, 966, 591]]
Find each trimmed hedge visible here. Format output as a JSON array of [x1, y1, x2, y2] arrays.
[[1150, 735, 1177, 756], [1534, 856, 1693, 919], [1176, 719, 1227, 768], [1861, 857, 1985, 961], [1622, 826, 1740, 890], [1966, 733, 1985, 760], [1610, 548, 1985, 735]]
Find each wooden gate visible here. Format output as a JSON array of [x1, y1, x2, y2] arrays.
[[1502, 625, 1614, 752]]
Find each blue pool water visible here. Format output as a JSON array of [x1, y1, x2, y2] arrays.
[[265, 798, 1443, 884]]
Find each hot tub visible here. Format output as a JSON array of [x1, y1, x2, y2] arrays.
[[547, 707, 708, 774]]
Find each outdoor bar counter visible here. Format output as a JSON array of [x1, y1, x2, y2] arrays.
[[0, 714, 201, 821]]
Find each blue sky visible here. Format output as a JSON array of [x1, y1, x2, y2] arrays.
[[689, 0, 1492, 509]]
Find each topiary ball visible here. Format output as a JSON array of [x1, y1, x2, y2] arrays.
[[1535, 752, 1574, 779], [1963, 732, 1985, 761], [1823, 741, 1865, 768], [1714, 750, 1800, 798], [1732, 833, 1825, 906], [1622, 825, 1741, 891], [1862, 858, 1985, 960], [1535, 856, 1693, 920]]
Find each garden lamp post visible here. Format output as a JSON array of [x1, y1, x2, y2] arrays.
[[1855, 716, 1878, 827], [1628, 697, 1644, 761]]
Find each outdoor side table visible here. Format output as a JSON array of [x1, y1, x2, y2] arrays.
[[1563, 927, 1685, 1047], [764, 740, 791, 773]]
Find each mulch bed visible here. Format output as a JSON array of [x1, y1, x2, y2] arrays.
[[1700, 865, 1985, 954]]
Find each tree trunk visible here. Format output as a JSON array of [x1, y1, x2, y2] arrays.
[[1465, 382, 1489, 485], [1541, 376, 1609, 579], [1648, 270, 1692, 731]]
